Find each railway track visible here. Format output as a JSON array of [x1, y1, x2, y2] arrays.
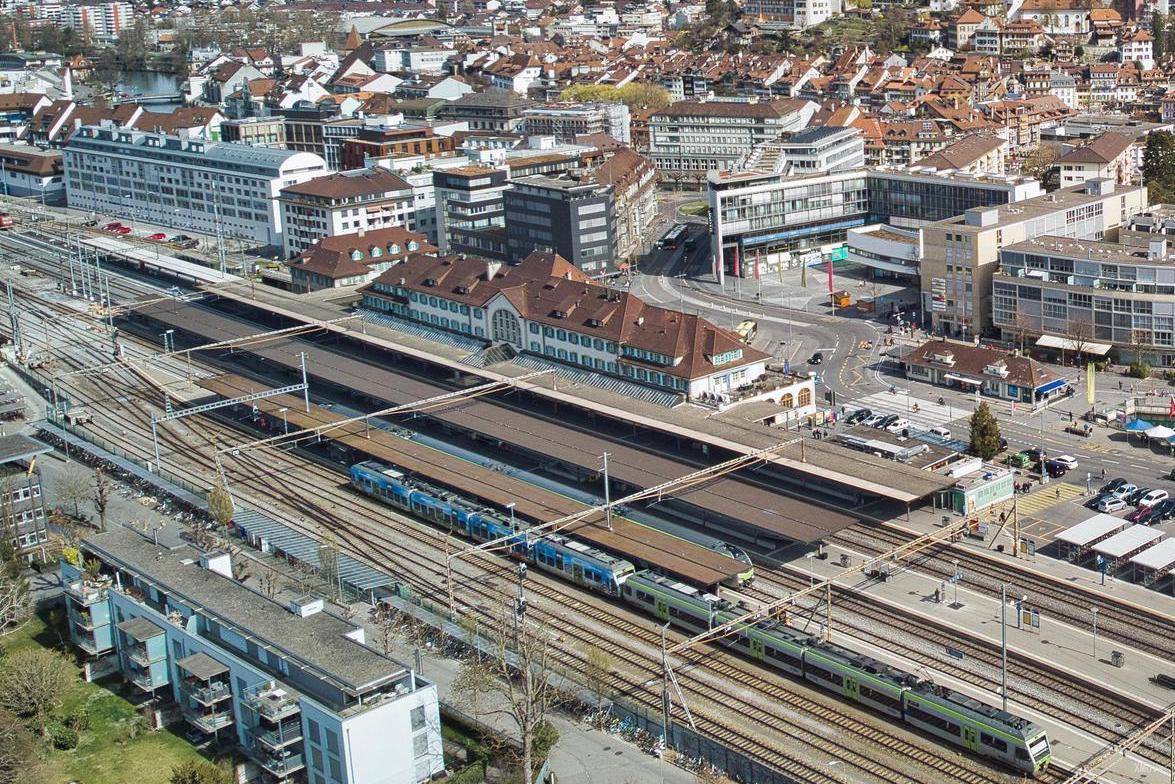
[[32, 324, 1035, 784], [828, 523, 1174, 664]]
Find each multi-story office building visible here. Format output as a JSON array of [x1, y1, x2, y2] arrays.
[[707, 168, 868, 283], [0, 143, 64, 202], [776, 127, 865, 174], [592, 147, 657, 264], [504, 175, 617, 276], [437, 90, 535, 132], [741, 0, 842, 28], [361, 251, 772, 400], [648, 99, 818, 176], [0, 435, 50, 559], [61, 527, 444, 784], [63, 124, 328, 247], [278, 167, 415, 258], [708, 164, 1047, 283], [521, 103, 632, 145], [919, 178, 1148, 337], [992, 235, 1175, 366], [433, 165, 510, 259]]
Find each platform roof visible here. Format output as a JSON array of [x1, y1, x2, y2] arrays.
[[200, 375, 745, 588], [1129, 538, 1175, 572], [83, 235, 237, 285], [1056, 514, 1128, 547], [1092, 525, 1164, 559], [135, 301, 868, 542], [173, 287, 953, 504], [0, 433, 51, 465]]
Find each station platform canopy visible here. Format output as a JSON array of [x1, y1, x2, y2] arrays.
[[1092, 525, 1164, 559], [1034, 335, 1112, 355], [1056, 514, 1128, 548], [1130, 538, 1175, 574]]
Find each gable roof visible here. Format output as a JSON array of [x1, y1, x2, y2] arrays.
[[1057, 131, 1134, 164], [291, 226, 435, 280]]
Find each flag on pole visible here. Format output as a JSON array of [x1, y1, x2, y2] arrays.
[[1086, 362, 1096, 406]]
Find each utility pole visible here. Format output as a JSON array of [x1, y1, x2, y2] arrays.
[[1091, 606, 1098, 659], [660, 621, 671, 748], [1000, 583, 1008, 712]]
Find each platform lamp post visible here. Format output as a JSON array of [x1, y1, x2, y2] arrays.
[[1091, 606, 1098, 659], [602, 452, 612, 531], [506, 502, 516, 532], [279, 407, 288, 435], [660, 620, 671, 763]]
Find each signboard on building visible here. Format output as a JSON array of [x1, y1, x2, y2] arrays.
[[931, 277, 947, 312]]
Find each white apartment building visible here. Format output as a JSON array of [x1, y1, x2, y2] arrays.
[[278, 167, 415, 257], [521, 103, 632, 145], [59, 1, 133, 41], [741, 0, 842, 28], [64, 124, 328, 247]]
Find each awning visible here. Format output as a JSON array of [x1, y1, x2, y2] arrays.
[[1125, 418, 1155, 432], [943, 373, 983, 385], [1035, 335, 1112, 355], [1036, 378, 1069, 395], [1145, 425, 1175, 439]]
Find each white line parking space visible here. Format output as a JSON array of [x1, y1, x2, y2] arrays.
[[847, 392, 973, 429]]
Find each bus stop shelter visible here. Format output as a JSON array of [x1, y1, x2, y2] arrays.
[[1129, 538, 1175, 592], [1055, 514, 1130, 563], [1092, 525, 1166, 574]]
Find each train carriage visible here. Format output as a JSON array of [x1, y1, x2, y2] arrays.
[[801, 641, 912, 719], [531, 534, 634, 596], [621, 572, 723, 634], [737, 621, 810, 678], [903, 683, 1050, 774]]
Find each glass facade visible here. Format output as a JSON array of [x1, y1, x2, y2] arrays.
[[867, 177, 1013, 225]]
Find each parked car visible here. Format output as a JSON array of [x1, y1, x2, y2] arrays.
[[1100, 478, 1128, 494], [146, 232, 167, 241], [885, 418, 910, 434], [1128, 505, 1158, 524], [808, 352, 824, 365], [170, 234, 199, 249], [1023, 447, 1046, 462], [877, 414, 900, 429], [103, 221, 124, 231], [1097, 496, 1128, 513], [1052, 454, 1079, 470], [1087, 492, 1115, 509], [929, 426, 951, 440], [1137, 489, 1169, 508], [1150, 498, 1175, 521], [114, 225, 131, 235], [1126, 486, 1152, 505], [846, 408, 872, 425], [862, 414, 885, 427], [1111, 482, 1139, 500]]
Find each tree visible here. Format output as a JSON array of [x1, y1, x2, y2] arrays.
[[451, 605, 559, 780], [1067, 317, 1093, 367], [558, 82, 671, 112], [0, 648, 75, 733], [1019, 143, 1059, 183], [206, 481, 234, 531], [1154, 12, 1168, 63], [0, 708, 39, 784], [968, 401, 1002, 460], [93, 467, 111, 533], [582, 641, 613, 709], [168, 760, 233, 784], [55, 464, 93, 521], [1142, 131, 1175, 204], [0, 541, 29, 637]]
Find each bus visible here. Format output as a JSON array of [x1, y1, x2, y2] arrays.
[[657, 224, 688, 250]]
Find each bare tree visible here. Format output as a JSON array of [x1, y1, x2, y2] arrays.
[[257, 565, 278, 599], [55, 464, 93, 521], [372, 602, 402, 656], [1067, 317, 1093, 367], [93, 468, 111, 533], [0, 570, 29, 638], [451, 605, 560, 781], [0, 648, 75, 735], [0, 708, 39, 784], [1013, 312, 1034, 354], [582, 641, 613, 709]]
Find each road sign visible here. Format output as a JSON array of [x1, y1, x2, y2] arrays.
[[946, 647, 965, 660]]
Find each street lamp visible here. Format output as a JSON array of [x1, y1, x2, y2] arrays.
[[506, 502, 516, 531], [279, 407, 288, 435]]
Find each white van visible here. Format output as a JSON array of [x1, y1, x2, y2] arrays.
[[885, 418, 910, 434], [929, 426, 951, 440]]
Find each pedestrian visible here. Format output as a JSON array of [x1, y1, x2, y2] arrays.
[[1055, 487, 1061, 500], [1119, 380, 1123, 390], [1101, 467, 1106, 480]]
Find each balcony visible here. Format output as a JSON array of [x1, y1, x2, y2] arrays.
[[71, 609, 99, 631], [74, 631, 112, 656], [65, 579, 108, 606], [127, 644, 163, 668], [249, 749, 305, 779], [253, 720, 303, 751], [245, 687, 300, 722], [186, 680, 232, 706], [183, 706, 234, 734], [129, 671, 162, 693]]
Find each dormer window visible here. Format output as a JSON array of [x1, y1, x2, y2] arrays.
[[370, 246, 382, 258], [389, 243, 401, 255], [350, 249, 362, 261], [407, 241, 419, 251]]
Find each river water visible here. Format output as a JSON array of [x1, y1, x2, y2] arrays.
[[115, 70, 185, 112]]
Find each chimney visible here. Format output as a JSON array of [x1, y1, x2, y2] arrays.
[[485, 260, 502, 279], [357, 227, 366, 239]]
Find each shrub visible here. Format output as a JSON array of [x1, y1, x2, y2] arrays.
[[47, 720, 78, 750], [1127, 362, 1152, 379]]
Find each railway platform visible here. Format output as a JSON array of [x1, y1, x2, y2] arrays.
[[791, 538, 1173, 783]]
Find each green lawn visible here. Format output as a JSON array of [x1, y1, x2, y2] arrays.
[[5, 612, 206, 784], [679, 200, 709, 217]]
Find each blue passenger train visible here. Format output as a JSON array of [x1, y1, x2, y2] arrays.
[[350, 459, 1050, 776]]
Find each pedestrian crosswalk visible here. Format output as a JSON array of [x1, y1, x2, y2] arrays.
[[1005, 482, 1086, 516], [848, 391, 972, 430]]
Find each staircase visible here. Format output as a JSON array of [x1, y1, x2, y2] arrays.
[[510, 353, 683, 408]]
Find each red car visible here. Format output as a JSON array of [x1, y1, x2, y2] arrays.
[[112, 226, 132, 235], [147, 232, 167, 241], [103, 221, 124, 231]]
